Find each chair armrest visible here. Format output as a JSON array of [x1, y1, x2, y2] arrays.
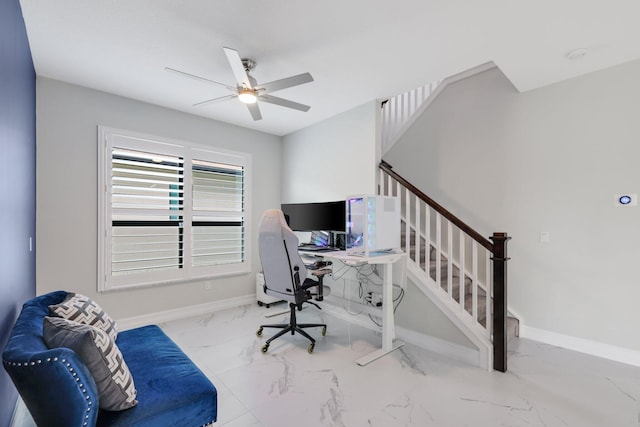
[[310, 268, 332, 277], [3, 348, 99, 427]]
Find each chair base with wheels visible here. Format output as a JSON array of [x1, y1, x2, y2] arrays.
[[257, 299, 327, 354]]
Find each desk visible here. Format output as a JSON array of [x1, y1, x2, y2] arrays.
[[300, 249, 406, 366]]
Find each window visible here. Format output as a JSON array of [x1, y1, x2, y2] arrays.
[[98, 127, 251, 291]]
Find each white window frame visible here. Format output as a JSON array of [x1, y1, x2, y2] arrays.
[[97, 126, 252, 291]]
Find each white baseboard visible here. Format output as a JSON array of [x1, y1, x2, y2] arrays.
[[519, 324, 640, 367], [117, 294, 256, 331]]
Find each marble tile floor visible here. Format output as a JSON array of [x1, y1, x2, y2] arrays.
[[14, 302, 640, 426]]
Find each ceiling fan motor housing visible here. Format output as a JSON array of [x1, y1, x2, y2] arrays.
[[242, 58, 257, 72]]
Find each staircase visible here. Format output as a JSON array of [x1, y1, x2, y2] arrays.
[[404, 228, 488, 326], [379, 161, 514, 372], [378, 64, 518, 372], [402, 223, 519, 336]]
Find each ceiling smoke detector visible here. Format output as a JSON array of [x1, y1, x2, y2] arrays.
[[566, 48, 588, 60]]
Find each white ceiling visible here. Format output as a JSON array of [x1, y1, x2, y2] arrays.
[[19, 0, 640, 136]]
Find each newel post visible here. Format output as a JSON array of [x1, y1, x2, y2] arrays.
[[490, 232, 510, 372]]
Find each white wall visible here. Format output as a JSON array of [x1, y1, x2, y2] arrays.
[[282, 101, 377, 202], [36, 78, 282, 320], [385, 60, 640, 352]]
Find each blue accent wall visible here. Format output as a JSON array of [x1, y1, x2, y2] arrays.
[[0, 0, 36, 424]]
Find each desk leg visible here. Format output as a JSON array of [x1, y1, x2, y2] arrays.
[[356, 262, 404, 366]]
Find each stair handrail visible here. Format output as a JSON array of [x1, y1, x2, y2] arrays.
[[379, 160, 511, 372], [380, 160, 492, 251]]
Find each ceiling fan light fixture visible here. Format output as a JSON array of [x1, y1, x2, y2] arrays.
[[238, 88, 257, 104]]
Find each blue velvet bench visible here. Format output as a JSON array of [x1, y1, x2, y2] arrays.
[[2, 291, 217, 427]]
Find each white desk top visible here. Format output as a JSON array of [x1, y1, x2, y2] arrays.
[[299, 248, 405, 265]]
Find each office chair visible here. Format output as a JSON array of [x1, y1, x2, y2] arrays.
[[256, 209, 331, 354]]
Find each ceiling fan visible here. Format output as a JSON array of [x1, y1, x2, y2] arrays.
[[166, 47, 313, 121]]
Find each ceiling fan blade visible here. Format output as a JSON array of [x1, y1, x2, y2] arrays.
[[259, 94, 310, 112], [192, 94, 236, 107], [165, 67, 234, 90], [255, 72, 313, 93], [223, 47, 253, 89], [247, 103, 262, 121]]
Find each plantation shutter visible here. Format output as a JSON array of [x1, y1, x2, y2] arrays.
[[191, 159, 245, 268], [110, 148, 184, 277], [98, 126, 251, 291]]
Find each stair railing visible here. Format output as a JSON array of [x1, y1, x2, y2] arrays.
[[379, 161, 510, 372], [381, 80, 441, 154], [381, 63, 497, 157]]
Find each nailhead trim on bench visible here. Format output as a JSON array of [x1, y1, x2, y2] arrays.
[[4, 357, 215, 427], [3, 356, 94, 426]]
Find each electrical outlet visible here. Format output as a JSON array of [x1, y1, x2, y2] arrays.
[[366, 292, 383, 307], [204, 281, 212, 290], [372, 293, 383, 307]]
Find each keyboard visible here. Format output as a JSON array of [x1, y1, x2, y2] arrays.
[[298, 245, 335, 252]]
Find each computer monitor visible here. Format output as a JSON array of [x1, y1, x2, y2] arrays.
[[280, 200, 346, 232]]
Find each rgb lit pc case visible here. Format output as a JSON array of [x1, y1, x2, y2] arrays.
[[345, 195, 400, 256]]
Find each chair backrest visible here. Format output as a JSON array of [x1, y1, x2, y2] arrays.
[[258, 209, 308, 304]]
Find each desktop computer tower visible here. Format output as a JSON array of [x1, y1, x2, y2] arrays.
[[346, 195, 400, 256], [256, 273, 283, 307]]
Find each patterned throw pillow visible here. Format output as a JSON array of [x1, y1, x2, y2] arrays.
[[49, 293, 118, 340], [43, 316, 138, 411]]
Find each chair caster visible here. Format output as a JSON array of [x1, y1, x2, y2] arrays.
[[261, 344, 269, 353], [307, 343, 315, 354], [321, 326, 327, 336], [257, 301, 263, 307], [256, 327, 263, 337]]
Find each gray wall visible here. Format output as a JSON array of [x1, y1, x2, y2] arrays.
[[395, 281, 475, 349], [385, 60, 640, 351], [0, 1, 36, 424], [36, 78, 282, 321], [282, 101, 378, 203]]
